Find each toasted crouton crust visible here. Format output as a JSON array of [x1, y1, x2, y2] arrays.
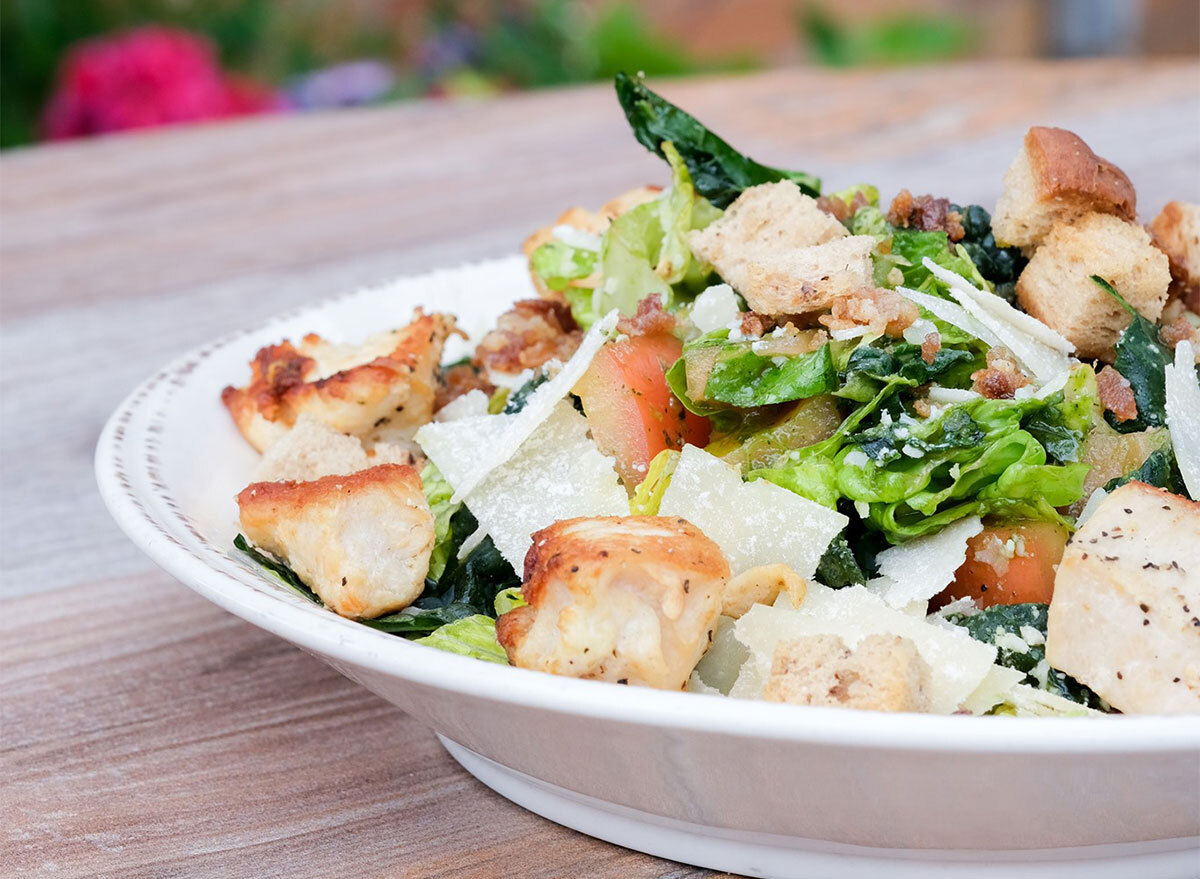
[[737, 236, 876, 315], [497, 516, 730, 690], [237, 464, 433, 619], [1150, 201, 1200, 309], [1016, 212, 1170, 360], [763, 633, 932, 712], [992, 126, 1137, 251], [222, 311, 453, 453]]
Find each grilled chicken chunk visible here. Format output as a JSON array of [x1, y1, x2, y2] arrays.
[[237, 464, 433, 619], [222, 311, 454, 452], [1047, 482, 1200, 714], [496, 516, 730, 690]]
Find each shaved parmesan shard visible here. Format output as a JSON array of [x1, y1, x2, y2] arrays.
[[867, 516, 983, 608], [420, 401, 629, 570], [435, 389, 490, 422], [731, 584, 997, 713], [1165, 340, 1200, 498], [920, 259, 1072, 385], [896, 286, 1000, 347], [431, 309, 618, 503], [659, 445, 847, 579], [926, 386, 981, 405], [924, 259, 1073, 353], [961, 664, 1025, 715]]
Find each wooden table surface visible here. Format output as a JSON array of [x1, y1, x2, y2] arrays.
[[2, 61, 1198, 879]]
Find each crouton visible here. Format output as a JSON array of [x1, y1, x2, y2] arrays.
[[522, 186, 661, 298], [762, 633, 932, 712], [688, 181, 848, 269], [222, 311, 453, 452], [237, 464, 433, 619], [1047, 482, 1200, 715], [1150, 200, 1200, 310], [496, 516, 730, 690], [1016, 213, 1170, 360], [732, 236, 876, 315], [252, 413, 417, 483], [992, 126, 1137, 251]]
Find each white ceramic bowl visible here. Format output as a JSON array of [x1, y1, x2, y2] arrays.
[[96, 256, 1200, 878]]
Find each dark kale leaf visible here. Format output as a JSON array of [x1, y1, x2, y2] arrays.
[[1103, 443, 1189, 497], [503, 371, 550, 414], [814, 533, 867, 588], [365, 504, 521, 635], [849, 406, 983, 465], [1093, 276, 1172, 433], [234, 534, 322, 605], [951, 204, 1027, 301], [615, 72, 819, 207], [945, 603, 1106, 709], [845, 342, 977, 388]]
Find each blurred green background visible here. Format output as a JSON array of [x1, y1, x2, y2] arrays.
[[3, 0, 1197, 148]]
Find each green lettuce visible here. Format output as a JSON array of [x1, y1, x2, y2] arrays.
[[414, 614, 509, 664], [755, 388, 1091, 543], [595, 141, 721, 323], [630, 448, 680, 515], [672, 330, 837, 409], [421, 461, 461, 581], [529, 239, 598, 292], [952, 203, 1026, 301]]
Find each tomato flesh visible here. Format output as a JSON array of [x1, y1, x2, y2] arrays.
[[935, 520, 1068, 609], [575, 334, 710, 488]]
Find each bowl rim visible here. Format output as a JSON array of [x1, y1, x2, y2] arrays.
[[95, 256, 1200, 755]]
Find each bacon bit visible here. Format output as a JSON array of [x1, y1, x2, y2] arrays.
[[819, 288, 919, 338], [434, 362, 495, 411], [1159, 314, 1199, 349], [474, 299, 582, 375], [740, 311, 776, 338], [921, 332, 942, 365], [887, 189, 965, 242], [971, 347, 1029, 399], [1096, 365, 1139, 423], [617, 294, 677, 336], [912, 397, 933, 418], [817, 191, 870, 223]]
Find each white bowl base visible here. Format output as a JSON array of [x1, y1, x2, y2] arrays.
[[440, 736, 1199, 879]]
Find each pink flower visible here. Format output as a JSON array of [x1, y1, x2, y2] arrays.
[[41, 26, 281, 140]]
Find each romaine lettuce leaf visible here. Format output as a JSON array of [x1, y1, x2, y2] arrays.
[[529, 240, 598, 292], [630, 448, 680, 515], [414, 614, 509, 664], [421, 460, 461, 581], [595, 141, 721, 321]]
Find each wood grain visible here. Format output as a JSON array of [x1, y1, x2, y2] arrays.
[[1, 61, 1197, 878]]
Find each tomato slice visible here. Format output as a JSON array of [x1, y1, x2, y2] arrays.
[[935, 520, 1069, 609], [575, 334, 710, 488]]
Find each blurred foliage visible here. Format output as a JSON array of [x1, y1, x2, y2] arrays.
[[800, 3, 975, 67]]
